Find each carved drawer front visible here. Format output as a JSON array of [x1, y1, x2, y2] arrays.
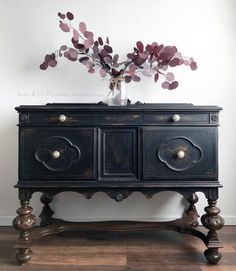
[[99, 128, 138, 181], [19, 127, 96, 180], [142, 127, 217, 180]]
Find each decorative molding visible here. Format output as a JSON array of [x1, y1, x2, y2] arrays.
[[157, 136, 202, 172], [35, 136, 81, 172], [1, 216, 236, 226]]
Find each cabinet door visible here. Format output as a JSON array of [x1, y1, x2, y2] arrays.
[[19, 127, 96, 180], [99, 128, 138, 181], [142, 127, 217, 180]]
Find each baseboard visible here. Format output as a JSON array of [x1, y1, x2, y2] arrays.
[[1, 216, 236, 226]]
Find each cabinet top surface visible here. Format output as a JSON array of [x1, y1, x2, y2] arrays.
[[15, 103, 222, 112]]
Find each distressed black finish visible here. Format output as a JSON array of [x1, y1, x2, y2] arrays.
[[13, 103, 224, 264]]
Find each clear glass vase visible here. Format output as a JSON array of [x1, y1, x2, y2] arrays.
[[107, 77, 127, 106]]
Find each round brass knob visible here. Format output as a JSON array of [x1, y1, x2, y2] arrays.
[[52, 151, 60, 159], [177, 150, 185, 159], [115, 193, 123, 202], [58, 114, 67, 122], [172, 114, 181, 122]]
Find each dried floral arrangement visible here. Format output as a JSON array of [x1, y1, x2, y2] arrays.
[[40, 11, 197, 90]]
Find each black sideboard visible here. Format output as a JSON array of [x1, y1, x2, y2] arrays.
[[13, 103, 224, 264]]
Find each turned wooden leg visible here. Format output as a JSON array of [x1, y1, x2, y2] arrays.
[[12, 190, 36, 264], [201, 200, 224, 264], [184, 193, 199, 227], [39, 193, 54, 226]]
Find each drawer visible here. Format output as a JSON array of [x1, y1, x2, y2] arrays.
[[142, 127, 217, 180], [143, 113, 210, 125], [28, 112, 96, 125], [19, 127, 96, 180]]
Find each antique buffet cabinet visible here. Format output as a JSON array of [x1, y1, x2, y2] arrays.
[[13, 103, 224, 264]]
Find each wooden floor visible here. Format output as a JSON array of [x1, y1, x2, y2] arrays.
[[0, 226, 235, 271]]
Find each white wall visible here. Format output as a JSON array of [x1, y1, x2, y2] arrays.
[[0, 0, 236, 225]]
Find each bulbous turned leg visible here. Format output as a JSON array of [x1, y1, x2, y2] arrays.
[[204, 248, 222, 265], [15, 248, 33, 264], [201, 200, 224, 265], [184, 193, 199, 227], [39, 193, 54, 226], [13, 195, 36, 264]]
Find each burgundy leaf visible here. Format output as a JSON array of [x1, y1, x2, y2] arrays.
[[100, 49, 109, 58], [84, 31, 94, 39], [39, 62, 48, 70], [133, 75, 141, 82], [98, 37, 103, 46], [104, 56, 112, 64], [129, 64, 137, 72], [44, 55, 51, 62], [100, 68, 107, 77], [162, 65, 168, 71], [48, 59, 57, 67], [125, 75, 132, 83], [65, 48, 78, 61], [133, 55, 146, 66], [190, 61, 197, 70], [66, 12, 74, 20], [79, 22, 87, 34], [136, 41, 144, 53], [139, 53, 147, 59], [178, 59, 184, 65], [79, 56, 89, 63], [168, 81, 179, 90], [50, 53, 56, 60], [69, 48, 78, 58], [161, 81, 170, 89], [159, 46, 177, 62], [169, 58, 180, 67], [106, 36, 109, 44], [84, 38, 91, 49], [104, 45, 113, 53], [154, 44, 164, 56], [113, 54, 119, 63], [64, 51, 69, 58], [92, 44, 99, 53], [59, 22, 70, 32], [166, 72, 174, 81], [154, 73, 159, 82], [146, 44, 154, 51], [73, 29, 79, 41], [76, 43, 85, 51], [60, 45, 67, 51], [127, 53, 135, 60], [58, 12, 66, 19], [88, 67, 95, 73]]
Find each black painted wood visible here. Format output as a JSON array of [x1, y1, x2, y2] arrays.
[[13, 103, 224, 265]]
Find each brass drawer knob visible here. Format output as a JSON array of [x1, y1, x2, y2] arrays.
[[177, 150, 185, 159], [58, 114, 67, 122], [172, 114, 181, 122], [52, 151, 60, 159]]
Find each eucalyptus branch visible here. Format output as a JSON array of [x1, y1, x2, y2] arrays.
[[40, 11, 197, 90]]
